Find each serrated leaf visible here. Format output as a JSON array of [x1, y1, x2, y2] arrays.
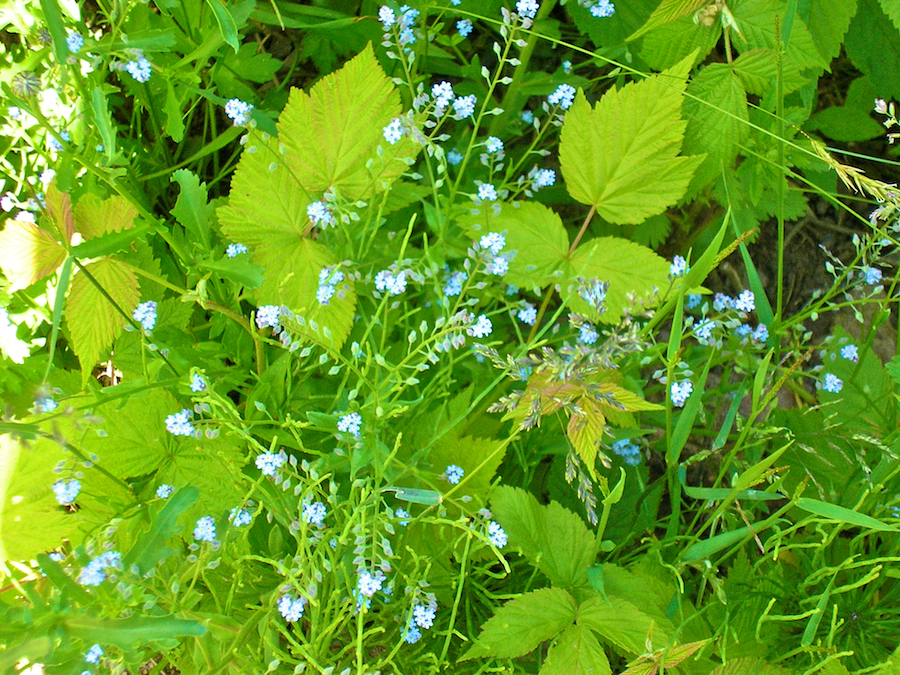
[[560, 57, 703, 224], [73, 193, 139, 239], [224, 43, 281, 83], [165, 80, 185, 143], [124, 486, 198, 574], [641, 14, 722, 70], [69, 221, 151, 260], [217, 134, 355, 348], [66, 258, 139, 376], [806, 106, 884, 142], [457, 201, 569, 290], [730, 0, 828, 74], [731, 49, 808, 96], [709, 658, 794, 675], [578, 595, 663, 654], [845, 0, 900, 103], [0, 434, 77, 562], [567, 398, 607, 477], [542, 624, 611, 675], [0, 218, 67, 288], [490, 486, 598, 589], [461, 587, 576, 660], [629, 0, 708, 40], [45, 181, 73, 245], [805, 0, 858, 65], [562, 236, 670, 324], [171, 169, 214, 247], [426, 435, 505, 510], [568, 0, 658, 50], [683, 63, 749, 188], [278, 43, 418, 199], [879, 0, 900, 33]]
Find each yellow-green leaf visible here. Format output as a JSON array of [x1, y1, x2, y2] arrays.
[[628, 0, 708, 40], [0, 218, 67, 288], [278, 43, 418, 199], [578, 595, 665, 654], [73, 194, 138, 239], [66, 258, 139, 377], [541, 624, 612, 675], [559, 57, 703, 224], [730, 0, 828, 74], [45, 181, 74, 245]]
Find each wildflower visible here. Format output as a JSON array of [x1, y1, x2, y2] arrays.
[[694, 319, 715, 342], [485, 136, 504, 154], [338, 412, 362, 437], [562, 60, 573, 74], [548, 84, 576, 109], [457, 19, 473, 37], [518, 302, 537, 325], [611, 439, 641, 466], [734, 323, 752, 338], [397, 6, 419, 45], [256, 451, 285, 476], [302, 500, 328, 526], [404, 623, 423, 644], [713, 293, 733, 311], [66, 31, 84, 53], [383, 118, 403, 144], [468, 314, 492, 338], [317, 266, 345, 306], [432, 81, 455, 110], [193, 516, 217, 542], [752, 324, 768, 343], [516, 0, 540, 18], [34, 396, 58, 413], [396, 508, 411, 525], [670, 255, 689, 277], [189, 373, 207, 392], [124, 57, 152, 83], [841, 344, 859, 362], [224, 98, 253, 126], [447, 149, 464, 165], [53, 479, 80, 505], [670, 380, 693, 407], [77, 551, 121, 586], [358, 570, 386, 598], [863, 266, 883, 285], [48, 130, 70, 152], [226, 242, 248, 257], [686, 293, 701, 309], [165, 409, 195, 436], [487, 521, 507, 547], [534, 169, 556, 188], [156, 484, 174, 499], [579, 278, 608, 312], [413, 603, 437, 628], [734, 290, 755, 313], [521, 110, 535, 124], [480, 232, 506, 254], [452, 94, 477, 118], [133, 301, 157, 331], [230, 507, 252, 527], [445, 464, 464, 484], [487, 257, 509, 275], [278, 594, 307, 622], [579, 323, 599, 344], [85, 645, 103, 664], [374, 270, 408, 295], [444, 271, 467, 297], [307, 200, 335, 227], [378, 5, 396, 30], [875, 98, 889, 114], [590, 0, 615, 17], [822, 373, 843, 394], [255, 305, 281, 329]]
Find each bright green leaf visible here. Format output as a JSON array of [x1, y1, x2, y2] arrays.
[[562, 236, 670, 324], [65, 614, 206, 648], [878, 0, 900, 33], [206, 0, 240, 52], [124, 487, 199, 574], [171, 169, 214, 247], [628, 0, 708, 40], [730, 0, 828, 75], [730, 49, 808, 96], [66, 258, 140, 377], [641, 14, 722, 70], [805, 0, 858, 65], [461, 587, 576, 660], [73, 193, 138, 239], [559, 57, 703, 224], [541, 624, 612, 675], [578, 594, 660, 654], [796, 497, 900, 532], [165, 80, 185, 143], [0, 219, 66, 289], [845, 0, 900, 102]]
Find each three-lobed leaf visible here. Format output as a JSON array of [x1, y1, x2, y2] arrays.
[[559, 55, 703, 225], [541, 624, 612, 675]]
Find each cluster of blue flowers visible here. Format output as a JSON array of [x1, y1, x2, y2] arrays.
[[404, 600, 438, 643], [548, 84, 576, 109], [338, 411, 363, 438], [84, 644, 103, 664], [516, 0, 540, 19], [229, 507, 252, 527], [477, 183, 498, 201], [189, 372, 207, 392], [165, 408, 195, 437], [156, 484, 174, 499], [133, 300, 157, 331], [317, 266, 345, 305], [307, 200, 336, 227], [670, 380, 693, 407], [256, 305, 281, 329], [374, 269, 408, 296], [611, 438, 641, 466], [66, 31, 83, 53], [256, 450, 286, 476], [224, 98, 253, 126], [457, 19, 473, 37], [487, 521, 508, 547], [302, 500, 328, 526], [278, 593, 307, 622], [445, 464, 465, 484], [821, 373, 843, 394], [53, 478, 81, 505], [193, 516, 217, 543], [77, 550, 121, 586], [517, 302, 537, 325], [124, 56, 152, 83], [226, 242, 248, 257], [379, 4, 419, 47]]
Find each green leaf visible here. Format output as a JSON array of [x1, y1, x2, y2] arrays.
[[683, 63, 749, 189], [0, 434, 77, 562], [490, 486, 598, 589], [124, 487, 199, 574], [38, 0, 68, 67], [681, 521, 769, 562], [458, 201, 569, 290], [206, 0, 240, 52], [69, 221, 151, 260], [65, 614, 206, 648], [45, 181, 74, 244], [845, 0, 900, 102], [171, 169, 214, 248], [559, 57, 703, 224], [577, 594, 661, 654], [804, 0, 858, 65], [278, 43, 418, 199], [730, 0, 828, 74], [73, 193, 139, 238], [730, 49, 808, 96], [426, 435, 505, 510], [461, 587, 576, 660], [37, 553, 95, 605], [542, 624, 612, 675], [0, 219, 67, 288], [217, 134, 356, 348], [796, 497, 900, 532], [806, 106, 884, 142], [628, 0, 708, 40], [66, 258, 139, 377], [640, 14, 722, 71], [90, 87, 116, 161], [197, 256, 265, 289], [165, 80, 185, 143], [223, 43, 281, 83], [879, 0, 900, 32], [567, 0, 658, 51], [562, 237, 670, 324]]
